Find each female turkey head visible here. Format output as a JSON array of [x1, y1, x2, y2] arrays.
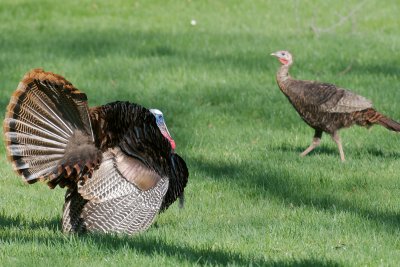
[[149, 109, 176, 150], [271, 50, 293, 66]]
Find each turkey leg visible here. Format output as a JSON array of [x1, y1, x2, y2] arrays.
[[331, 131, 345, 162], [300, 130, 322, 157]]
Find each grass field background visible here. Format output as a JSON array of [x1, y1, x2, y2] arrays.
[[1, 0, 400, 266]]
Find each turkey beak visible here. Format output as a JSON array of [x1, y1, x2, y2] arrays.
[[270, 52, 278, 57]]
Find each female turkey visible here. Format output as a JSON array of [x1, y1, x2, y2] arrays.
[[3, 69, 188, 234], [271, 50, 400, 161]]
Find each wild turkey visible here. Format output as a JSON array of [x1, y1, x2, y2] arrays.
[[3, 69, 188, 234], [271, 50, 400, 161]]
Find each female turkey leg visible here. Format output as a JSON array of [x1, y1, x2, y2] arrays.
[[300, 130, 322, 157], [331, 131, 345, 162]]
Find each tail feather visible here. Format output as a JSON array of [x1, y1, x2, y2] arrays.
[[4, 118, 69, 144], [13, 154, 63, 171], [21, 163, 60, 182], [4, 131, 67, 148], [3, 69, 99, 187], [377, 116, 400, 132], [8, 83, 73, 137]]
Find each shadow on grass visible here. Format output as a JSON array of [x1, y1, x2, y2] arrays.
[[363, 147, 400, 159], [0, 211, 60, 231], [272, 143, 339, 157], [272, 142, 400, 160], [339, 61, 400, 77], [0, 213, 340, 267], [188, 155, 400, 232], [0, 28, 271, 72], [0, 28, 273, 121]]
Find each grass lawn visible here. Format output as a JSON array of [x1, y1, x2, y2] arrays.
[[1, 0, 400, 266]]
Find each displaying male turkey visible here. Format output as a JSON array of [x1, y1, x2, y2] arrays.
[[271, 50, 400, 161], [3, 69, 188, 234]]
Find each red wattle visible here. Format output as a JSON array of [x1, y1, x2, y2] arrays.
[[163, 133, 176, 150], [279, 58, 289, 65], [169, 139, 176, 150]]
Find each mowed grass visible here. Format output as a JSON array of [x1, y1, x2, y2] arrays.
[[1, 0, 400, 266]]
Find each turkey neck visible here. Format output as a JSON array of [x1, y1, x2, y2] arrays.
[[275, 64, 293, 97]]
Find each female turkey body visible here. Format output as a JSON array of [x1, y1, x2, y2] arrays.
[[277, 68, 357, 134], [271, 50, 400, 161]]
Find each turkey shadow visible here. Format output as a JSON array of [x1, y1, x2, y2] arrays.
[[364, 147, 400, 159], [271, 143, 339, 157], [188, 156, 400, 231], [271, 143, 400, 160], [0, 212, 60, 231], [0, 220, 339, 267], [78, 233, 339, 267], [0, 210, 340, 266]]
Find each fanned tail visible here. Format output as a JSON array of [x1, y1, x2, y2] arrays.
[[3, 69, 100, 188]]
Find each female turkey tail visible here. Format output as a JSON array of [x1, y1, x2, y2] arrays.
[[3, 69, 101, 188], [377, 116, 400, 132]]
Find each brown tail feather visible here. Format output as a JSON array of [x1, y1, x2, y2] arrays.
[[3, 69, 100, 188], [377, 116, 400, 132]]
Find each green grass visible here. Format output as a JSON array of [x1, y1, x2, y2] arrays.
[[1, 0, 400, 266]]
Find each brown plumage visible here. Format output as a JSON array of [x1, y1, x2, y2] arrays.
[[3, 69, 188, 235], [271, 50, 400, 161]]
